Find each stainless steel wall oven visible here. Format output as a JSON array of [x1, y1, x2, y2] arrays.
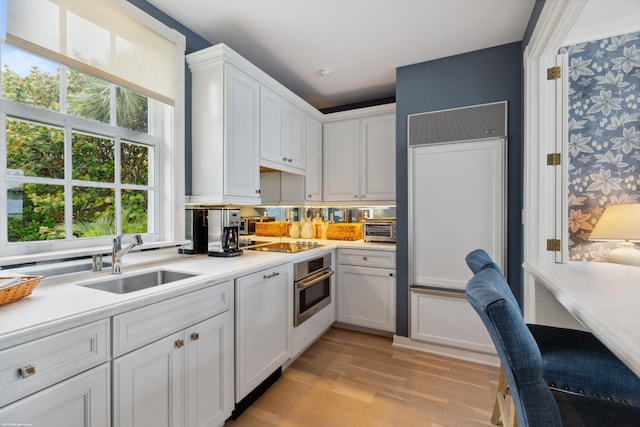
[[294, 253, 333, 326]]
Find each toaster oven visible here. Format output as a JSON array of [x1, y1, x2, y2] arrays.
[[362, 218, 396, 243]]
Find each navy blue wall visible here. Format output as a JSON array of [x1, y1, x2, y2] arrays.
[[127, 0, 212, 195], [395, 42, 523, 337]]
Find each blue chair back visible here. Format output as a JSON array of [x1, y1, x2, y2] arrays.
[[465, 265, 563, 427]]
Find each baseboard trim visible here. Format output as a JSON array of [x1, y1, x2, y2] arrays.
[[392, 335, 500, 367]]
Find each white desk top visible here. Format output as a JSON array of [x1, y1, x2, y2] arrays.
[[524, 261, 640, 376]]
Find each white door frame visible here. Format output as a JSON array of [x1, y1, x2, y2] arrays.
[[522, 0, 588, 318]]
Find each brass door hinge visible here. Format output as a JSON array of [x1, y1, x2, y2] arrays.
[[547, 66, 561, 80], [546, 239, 561, 252], [547, 153, 561, 165]]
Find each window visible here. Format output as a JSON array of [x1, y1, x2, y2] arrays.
[[0, 0, 185, 261]]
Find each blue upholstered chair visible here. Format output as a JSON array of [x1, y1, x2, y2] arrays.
[[466, 250, 640, 407], [465, 252, 640, 426]]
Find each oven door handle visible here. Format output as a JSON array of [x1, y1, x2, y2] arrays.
[[296, 269, 333, 290]]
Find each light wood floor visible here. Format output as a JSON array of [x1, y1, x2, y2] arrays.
[[227, 327, 499, 427]]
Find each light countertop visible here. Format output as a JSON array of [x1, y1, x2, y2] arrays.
[[524, 261, 640, 376], [0, 239, 395, 350]]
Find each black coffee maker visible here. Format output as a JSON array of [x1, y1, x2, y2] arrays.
[[178, 208, 208, 254], [209, 209, 243, 257]]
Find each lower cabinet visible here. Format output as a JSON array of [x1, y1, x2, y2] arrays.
[[235, 263, 291, 402], [0, 363, 110, 426], [113, 313, 233, 427], [337, 249, 396, 333], [112, 282, 234, 427]]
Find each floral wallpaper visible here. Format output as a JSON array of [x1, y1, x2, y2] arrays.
[[561, 32, 640, 262]]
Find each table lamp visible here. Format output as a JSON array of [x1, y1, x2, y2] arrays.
[[588, 203, 640, 266]]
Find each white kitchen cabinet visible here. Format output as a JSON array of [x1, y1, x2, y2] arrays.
[[323, 107, 395, 203], [235, 263, 292, 402], [323, 119, 359, 201], [0, 319, 109, 408], [262, 112, 320, 205], [187, 48, 261, 204], [0, 318, 110, 426], [112, 283, 234, 427], [336, 249, 396, 333], [0, 364, 110, 427], [304, 115, 323, 202], [260, 78, 306, 174]]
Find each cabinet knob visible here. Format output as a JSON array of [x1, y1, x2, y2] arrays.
[[255, 189, 261, 194], [19, 364, 36, 379], [287, 158, 293, 163], [363, 257, 368, 261], [174, 339, 184, 349], [191, 332, 200, 341], [389, 273, 394, 277], [282, 156, 288, 161], [307, 194, 312, 198]]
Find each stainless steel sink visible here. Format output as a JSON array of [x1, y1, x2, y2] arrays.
[[82, 270, 198, 294]]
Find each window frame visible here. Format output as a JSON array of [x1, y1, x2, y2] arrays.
[[0, 1, 185, 264]]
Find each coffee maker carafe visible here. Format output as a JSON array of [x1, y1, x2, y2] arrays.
[[209, 209, 243, 257]]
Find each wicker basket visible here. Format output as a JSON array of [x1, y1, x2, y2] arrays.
[[255, 221, 288, 237], [0, 276, 43, 306], [326, 223, 363, 241]]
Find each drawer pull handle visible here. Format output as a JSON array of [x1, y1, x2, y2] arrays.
[[175, 339, 184, 349], [263, 272, 280, 279], [19, 364, 36, 379], [191, 332, 200, 341]]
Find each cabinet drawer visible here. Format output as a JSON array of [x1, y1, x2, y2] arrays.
[[0, 363, 110, 426], [338, 249, 396, 268], [0, 319, 109, 407], [113, 281, 231, 357]]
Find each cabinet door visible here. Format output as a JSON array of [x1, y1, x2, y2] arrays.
[[224, 64, 260, 199], [0, 364, 110, 427], [323, 119, 359, 201], [305, 115, 322, 201], [235, 264, 291, 401], [361, 113, 396, 201], [260, 86, 286, 166], [113, 331, 184, 427], [185, 312, 233, 427], [337, 265, 396, 332], [284, 103, 306, 170]]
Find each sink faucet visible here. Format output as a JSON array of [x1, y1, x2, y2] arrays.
[[112, 232, 143, 274]]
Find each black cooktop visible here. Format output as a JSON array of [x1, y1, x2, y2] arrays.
[[243, 241, 322, 253]]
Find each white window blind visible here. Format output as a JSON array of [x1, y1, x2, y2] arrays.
[[6, 0, 178, 104]]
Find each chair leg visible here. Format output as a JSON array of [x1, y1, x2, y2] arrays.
[[491, 366, 518, 427]]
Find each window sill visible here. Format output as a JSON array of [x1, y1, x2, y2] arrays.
[[0, 240, 190, 268]]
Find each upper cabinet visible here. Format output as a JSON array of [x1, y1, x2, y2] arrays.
[[187, 44, 322, 205], [187, 51, 261, 205], [323, 105, 396, 204], [304, 115, 323, 202], [260, 87, 306, 174], [187, 44, 396, 207]]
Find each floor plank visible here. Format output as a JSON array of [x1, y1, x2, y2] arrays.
[[227, 327, 498, 427]]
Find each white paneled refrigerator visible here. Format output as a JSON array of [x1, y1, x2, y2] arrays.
[[407, 101, 506, 361]]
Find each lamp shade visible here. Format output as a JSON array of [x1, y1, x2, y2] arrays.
[[589, 203, 640, 242]]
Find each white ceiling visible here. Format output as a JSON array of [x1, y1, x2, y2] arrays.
[[146, 0, 536, 109]]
